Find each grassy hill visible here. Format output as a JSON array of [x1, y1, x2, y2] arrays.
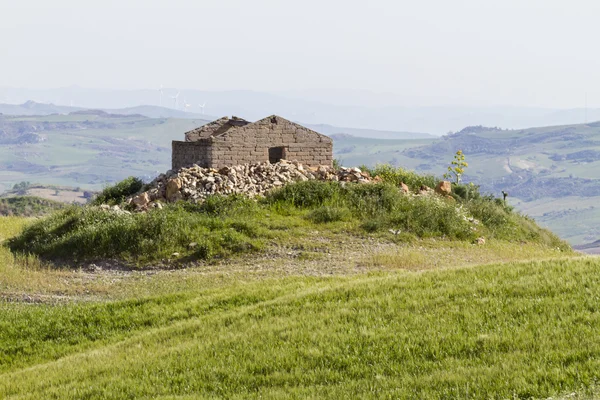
[[0, 191, 598, 398], [3, 110, 600, 246], [333, 122, 600, 246], [1, 258, 600, 399], [6, 171, 568, 266]]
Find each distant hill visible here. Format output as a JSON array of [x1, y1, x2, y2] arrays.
[[331, 121, 600, 246], [102, 105, 209, 120], [4, 87, 600, 134], [0, 100, 82, 116], [305, 123, 434, 140], [0, 112, 208, 193], [398, 122, 600, 201], [573, 240, 600, 254], [0, 102, 433, 141], [0, 101, 209, 120]]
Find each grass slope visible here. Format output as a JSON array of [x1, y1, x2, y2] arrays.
[[0, 257, 599, 399], [0, 196, 65, 217], [7, 177, 568, 266], [333, 123, 600, 245]]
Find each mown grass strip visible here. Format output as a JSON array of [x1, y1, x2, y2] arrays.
[[1, 257, 599, 399]]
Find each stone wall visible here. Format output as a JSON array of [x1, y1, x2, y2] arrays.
[[172, 115, 333, 170], [208, 116, 332, 169], [185, 116, 250, 141], [172, 140, 211, 170]]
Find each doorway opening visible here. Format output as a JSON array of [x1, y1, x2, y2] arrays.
[[269, 146, 286, 163]]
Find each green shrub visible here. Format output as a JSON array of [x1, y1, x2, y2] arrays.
[[361, 219, 384, 233], [265, 180, 342, 208], [368, 164, 437, 192], [386, 196, 474, 240], [7, 205, 264, 264], [307, 206, 351, 223], [92, 177, 144, 206], [452, 183, 481, 202], [342, 183, 401, 215], [332, 158, 342, 171], [268, 181, 475, 239], [182, 194, 258, 217]]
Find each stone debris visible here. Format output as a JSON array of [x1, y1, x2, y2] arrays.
[[435, 181, 452, 196], [337, 167, 371, 183], [419, 185, 434, 196], [113, 161, 460, 211], [98, 204, 132, 216], [132, 192, 150, 208], [128, 161, 377, 207]]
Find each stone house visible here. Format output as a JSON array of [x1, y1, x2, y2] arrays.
[[172, 115, 333, 170]]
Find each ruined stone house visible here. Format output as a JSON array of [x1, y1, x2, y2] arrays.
[[171, 115, 333, 170]]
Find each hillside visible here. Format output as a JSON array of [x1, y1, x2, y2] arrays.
[[573, 240, 600, 255], [0, 196, 65, 217], [0, 112, 209, 193], [0, 183, 90, 205], [2, 258, 600, 400], [2, 110, 600, 247], [333, 122, 600, 246], [305, 123, 434, 140], [0, 182, 598, 399]]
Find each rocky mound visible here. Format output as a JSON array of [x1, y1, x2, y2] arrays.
[[128, 161, 374, 209]]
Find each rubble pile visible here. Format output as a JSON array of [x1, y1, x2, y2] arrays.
[[122, 160, 459, 215], [127, 161, 376, 209]]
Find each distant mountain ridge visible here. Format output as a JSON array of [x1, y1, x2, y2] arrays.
[[0, 101, 209, 120], [0, 100, 80, 116], [2, 86, 599, 134], [305, 123, 434, 140], [0, 102, 433, 141]]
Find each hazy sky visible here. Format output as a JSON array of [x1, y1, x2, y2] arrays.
[[1, 0, 599, 108]]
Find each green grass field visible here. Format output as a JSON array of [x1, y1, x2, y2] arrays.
[[1, 172, 599, 399], [0, 230, 599, 398]]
